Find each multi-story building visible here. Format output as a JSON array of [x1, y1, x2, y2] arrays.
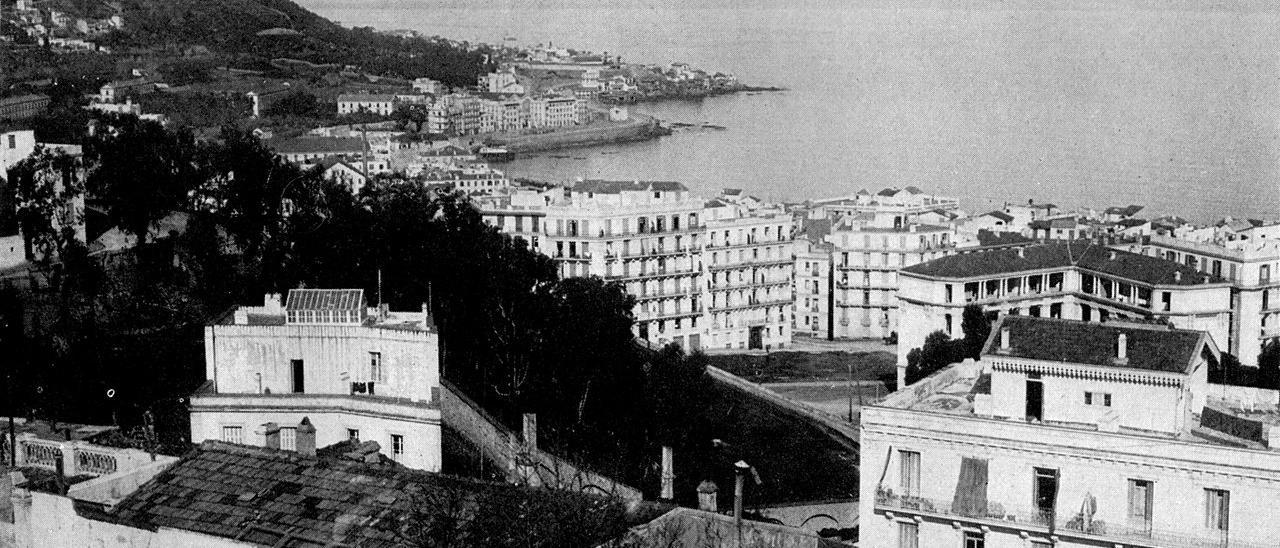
[[336, 93, 397, 116], [794, 217, 834, 339], [702, 205, 794, 350], [476, 187, 553, 250], [812, 187, 960, 217], [0, 94, 50, 121], [829, 212, 954, 340], [539, 180, 706, 349], [896, 241, 1232, 387], [861, 315, 1280, 548], [1125, 233, 1280, 365], [189, 289, 443, 472], [96, 78, 157, 103]]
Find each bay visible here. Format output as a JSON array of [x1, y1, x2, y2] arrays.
[[298, 0, 1280, 222]]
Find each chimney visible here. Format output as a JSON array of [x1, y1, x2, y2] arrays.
[[233, 308, 248, 325], [733, 461, 749, 528], [522, 413, 537, 451], [296, 417, 316, 457], [1000, 327, 1010, 351], [1109, 250, 1117, 260], [263, 293, 283, 314], [1175, 271, 1182, 282], [260, 422, 280, 450], [421, 302, 434, 329], [697, 480, 719, 512], [1016, 247, 1025, 258], [660, 446, 675, 501], [1116, 333, 1128, 364]]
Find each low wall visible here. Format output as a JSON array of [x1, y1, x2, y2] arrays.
[[489, 117, 662, 153], [754, 499, 858, 533], [706, 366, 859, 444], [439, 380, 642, 502]]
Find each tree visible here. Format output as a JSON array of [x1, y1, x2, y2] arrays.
[[7, 145, 84, 263], [905, 330, 966, 384], [84, 115, 205, 248], [1260, 340, 1280, 389], [961, 304, 992, 360], [392, 103, 428, 133]]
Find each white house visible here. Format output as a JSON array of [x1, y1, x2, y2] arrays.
[[861, 316, 1280, 548], [188, 289, 443, 472], [336, 93, 397, 116]]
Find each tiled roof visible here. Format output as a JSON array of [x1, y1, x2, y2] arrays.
[[981, 210, 1014, 222], [337, 94, 397, 103], [855, 189, 870, 196], [903, 241, 1223, 286], [270, 137, 366, 154], [285, 289, 365, 312], [1105, 205, 1144, 216], [108, 441, 641, 548], [722, 188, 742, 196], [983, 316, 1206, 374], [798, 218, 833, 242], [572, 180, 688, 194], [704, 199, 728, 208], [975, 230, 1034, 248], [0, 93, 50, 106], [876, 188, 898, 197], [903, 186, 924, 194]]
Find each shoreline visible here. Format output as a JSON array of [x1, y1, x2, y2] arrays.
[[483, 112, 672, 154]]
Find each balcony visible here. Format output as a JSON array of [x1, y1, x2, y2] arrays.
[[711, 298, 793, 313], [708, 258, 793, 271], [4, 434, 163, 478], [874, 487, 1266, 548], [621, 268, 700, 281]]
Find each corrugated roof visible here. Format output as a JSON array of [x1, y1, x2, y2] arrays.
[[903, 241, 1223, 286], [572, 180, 688, 194], [984, 316, 1205, 374], [285, 289, 365, 312]]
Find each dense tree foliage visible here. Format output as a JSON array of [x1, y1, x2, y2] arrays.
[[108, 0, 494, 87], [960, 304, 993, 360], [8, 119, 713, 487], [1260, 340, 1280, 389]]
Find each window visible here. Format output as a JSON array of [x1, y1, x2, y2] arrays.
[[1033, 468, 1058, 522], [945, 285, 954, 303], [370, 352, 383, 382], [222, 426, 243, 444], [347, 429, 360, 443], [1162, 292, 1172, 312], [6, 135, 14, 149], [291, 360, 305, 393], [1085, 392, 1112, 406], [899, 450, 921, 498], [1128, 479, 1153, 528], [897, 521, 918, 548], [391, 434, 405, 461], [1205, 489, 1229, 531], [963, 531, 985, 548], [280, 427, 297, 451]]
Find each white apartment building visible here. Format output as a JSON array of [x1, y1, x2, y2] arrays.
[[1124, 234, 1280, 366], [539, 180, 707, 349], [337, 94, 397, 116], [703, 206, 794, 350], [830, 212, 954, 340], [794, 218, 834, 339], [861, 316, 1280, 548], [896, 241, 1232, 388], [812, 187, 960, 217], [189, 289, 442, 471]]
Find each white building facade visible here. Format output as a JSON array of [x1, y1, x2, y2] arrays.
[[703, 208, 794, 350], [189, 289, 443, 472], [861, 316, 1280, 548], [1125, 234, 1280, 366], [897, 242, 1233, 387]]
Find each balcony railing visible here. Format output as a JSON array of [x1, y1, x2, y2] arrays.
[[5, 435, 150, 478], [874, 487, 1267, 548]]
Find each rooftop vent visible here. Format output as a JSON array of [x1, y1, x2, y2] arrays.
[[999, 327, 1011, 352], [1115, 333, 1129, 365], [1175, 271, 1183, 282], [1109, 250, 1117, 260], [1016, 247, 1025, 258]]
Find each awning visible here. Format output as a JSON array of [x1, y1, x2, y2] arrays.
[[952, 457, 989, 517]]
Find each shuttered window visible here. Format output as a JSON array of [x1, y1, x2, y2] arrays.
[[899, 450, 921, 498], [1128, 480, 1153, 525], [1205, 489, 1230, 531], [897, 521, 918, 548]]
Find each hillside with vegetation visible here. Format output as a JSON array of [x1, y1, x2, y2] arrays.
[[106, 0, 493, 87]]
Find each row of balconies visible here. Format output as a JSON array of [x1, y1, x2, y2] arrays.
[[874, 486, 1263, 548], [708, 258, 793, 271]]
